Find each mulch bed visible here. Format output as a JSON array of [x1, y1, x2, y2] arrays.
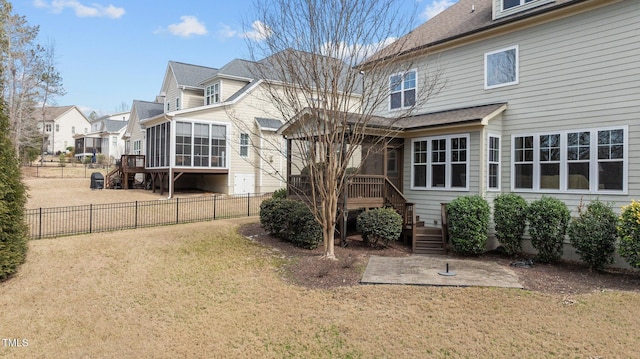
[[239, 223, 640, 294]]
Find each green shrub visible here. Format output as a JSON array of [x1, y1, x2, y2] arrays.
[[0, 98, 28, 280], [527, 197, 570, 263], [493, 193, 528, 256], [618, 200, 640, 269], [272, 188, 287, 199], [259, 198, 322, 249], [259, 198, 289, 235], [568, 200, 617, 271], [356, 207, 402, 248], [283, 202, 322, 249], [447, 195, 490, 255]]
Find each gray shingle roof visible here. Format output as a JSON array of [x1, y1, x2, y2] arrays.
[[365, 0, 580, 63], [102, 119, 128, 133], [169, 61, 218, 89], [255, 118, 283, 131], [394, 103, 507, 130], [132, 100, 164, 120], [37, 105, 78, 122]]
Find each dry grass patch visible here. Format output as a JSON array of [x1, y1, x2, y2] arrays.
[[1, 219, 639, 358]]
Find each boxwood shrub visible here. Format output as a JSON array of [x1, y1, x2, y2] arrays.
[[527, 196, 570, 263], [356, 207, 402, 247], [272, 188, 287, 199], [259, 198, 322, 249], [618, 200, 640, 269], [447, 195, 490, 256], [568, 200, 617, 271], [493, 193, 528, 256]]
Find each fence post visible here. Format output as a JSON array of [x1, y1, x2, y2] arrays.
[[39, 208, 42, 239], [135, 201, 138, 229], [176, 197, 179, 224], [213, 195, 217, 220], [89, 204, 93, 234], [247, 193, 250, 217]]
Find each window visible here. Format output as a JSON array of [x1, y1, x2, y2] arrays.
[[206, 83, 220, 105], [390, 70, 416, 110], [146, 123, 170, 167], [210, 125, 226, 167], [485, 45, 518, 89], [176, 98, 180, 111], [193, 124, 209, 167], [488, 135, 500, 190], [175, 122, 192, 166], [45, 124, 52, 132], [133, 140, 141, 155], [166, 102, 170, 112], [503, 0, 535, 10], [56, 124, 60, 132], [71, 126, 75, 134], [512, 127, 626, 192], [112, 136, 118, 147], [412, 134, 469, 190], [240, 133, 249, 157]]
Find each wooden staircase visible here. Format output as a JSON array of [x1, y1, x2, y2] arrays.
[[384, 180, 447, 255]]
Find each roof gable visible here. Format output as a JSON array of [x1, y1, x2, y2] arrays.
[[162, 61, 218, 92]]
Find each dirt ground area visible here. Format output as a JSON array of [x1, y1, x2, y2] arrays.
[[23, 172, 216, 209], [239, 223, 640, 295]]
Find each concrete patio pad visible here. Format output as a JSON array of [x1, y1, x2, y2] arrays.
[[361, 255, 523, 289]]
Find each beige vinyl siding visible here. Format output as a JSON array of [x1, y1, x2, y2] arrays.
[[164, 76, 179, 112], [221, 79, 250, 102], [182, 88, 203, 109], [388, 1, 638, 217]]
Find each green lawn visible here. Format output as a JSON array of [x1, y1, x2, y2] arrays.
[[1, 218, 638, 358]]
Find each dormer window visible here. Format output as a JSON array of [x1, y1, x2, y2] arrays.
[[206, 83, 220, 105], [503, 0, 533, 10], [494, 0, 554, 19]]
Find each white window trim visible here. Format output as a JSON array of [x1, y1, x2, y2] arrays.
[[410, 134, 470, 191], [388, 69, 417, 111], [498, 0, 554, 18], [484, 45, 519, 90], [487, 133, 501, 191], [206, 82, 221, 105], [510, 125, 628, 194]]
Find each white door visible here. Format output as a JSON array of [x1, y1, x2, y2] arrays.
[[234, 174, 255, 194]]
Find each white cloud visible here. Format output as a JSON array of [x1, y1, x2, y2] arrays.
[[166, 16, 208, 38], [217, 24, 238, 39], [420, 0, 454, 21], [35, 1, 125, 19], [243, 20, 272, 41]]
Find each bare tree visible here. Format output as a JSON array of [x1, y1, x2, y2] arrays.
[[38, 40, 65, 162], [0, 1, 64, 160], [244, 0, 444, 259]]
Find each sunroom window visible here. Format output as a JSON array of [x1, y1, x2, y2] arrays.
[[412, 134, 469, 190]]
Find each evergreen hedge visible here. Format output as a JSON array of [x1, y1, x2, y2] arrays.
[[0, 98, 28, 280]]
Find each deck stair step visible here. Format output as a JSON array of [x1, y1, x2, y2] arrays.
[[413, 226, 446, 255]]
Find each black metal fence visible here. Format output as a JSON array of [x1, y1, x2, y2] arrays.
[[25, 193, 272, 239]]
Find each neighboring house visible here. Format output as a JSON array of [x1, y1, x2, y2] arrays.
[[74, 113, 129, 163], [281, 0, 639, 259], [124, 58, 291, 196], [36, 105, 90, 155]]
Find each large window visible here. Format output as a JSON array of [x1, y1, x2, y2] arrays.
[[488, 135, 500, 190], [193, 124, 209, 167], [206, 83, 220, 105], [175, 122, 192, 166], [512, 127, 626, 192], [133, 140, 141, 155], [146, 122, 170, 168], [412, 134, 469, 190], [485, 45, 518, 89], [390, 70, 416, 110], [210, 125, 226, 167]]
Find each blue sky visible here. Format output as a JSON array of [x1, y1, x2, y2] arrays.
[[11, 0, 454, 116]]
